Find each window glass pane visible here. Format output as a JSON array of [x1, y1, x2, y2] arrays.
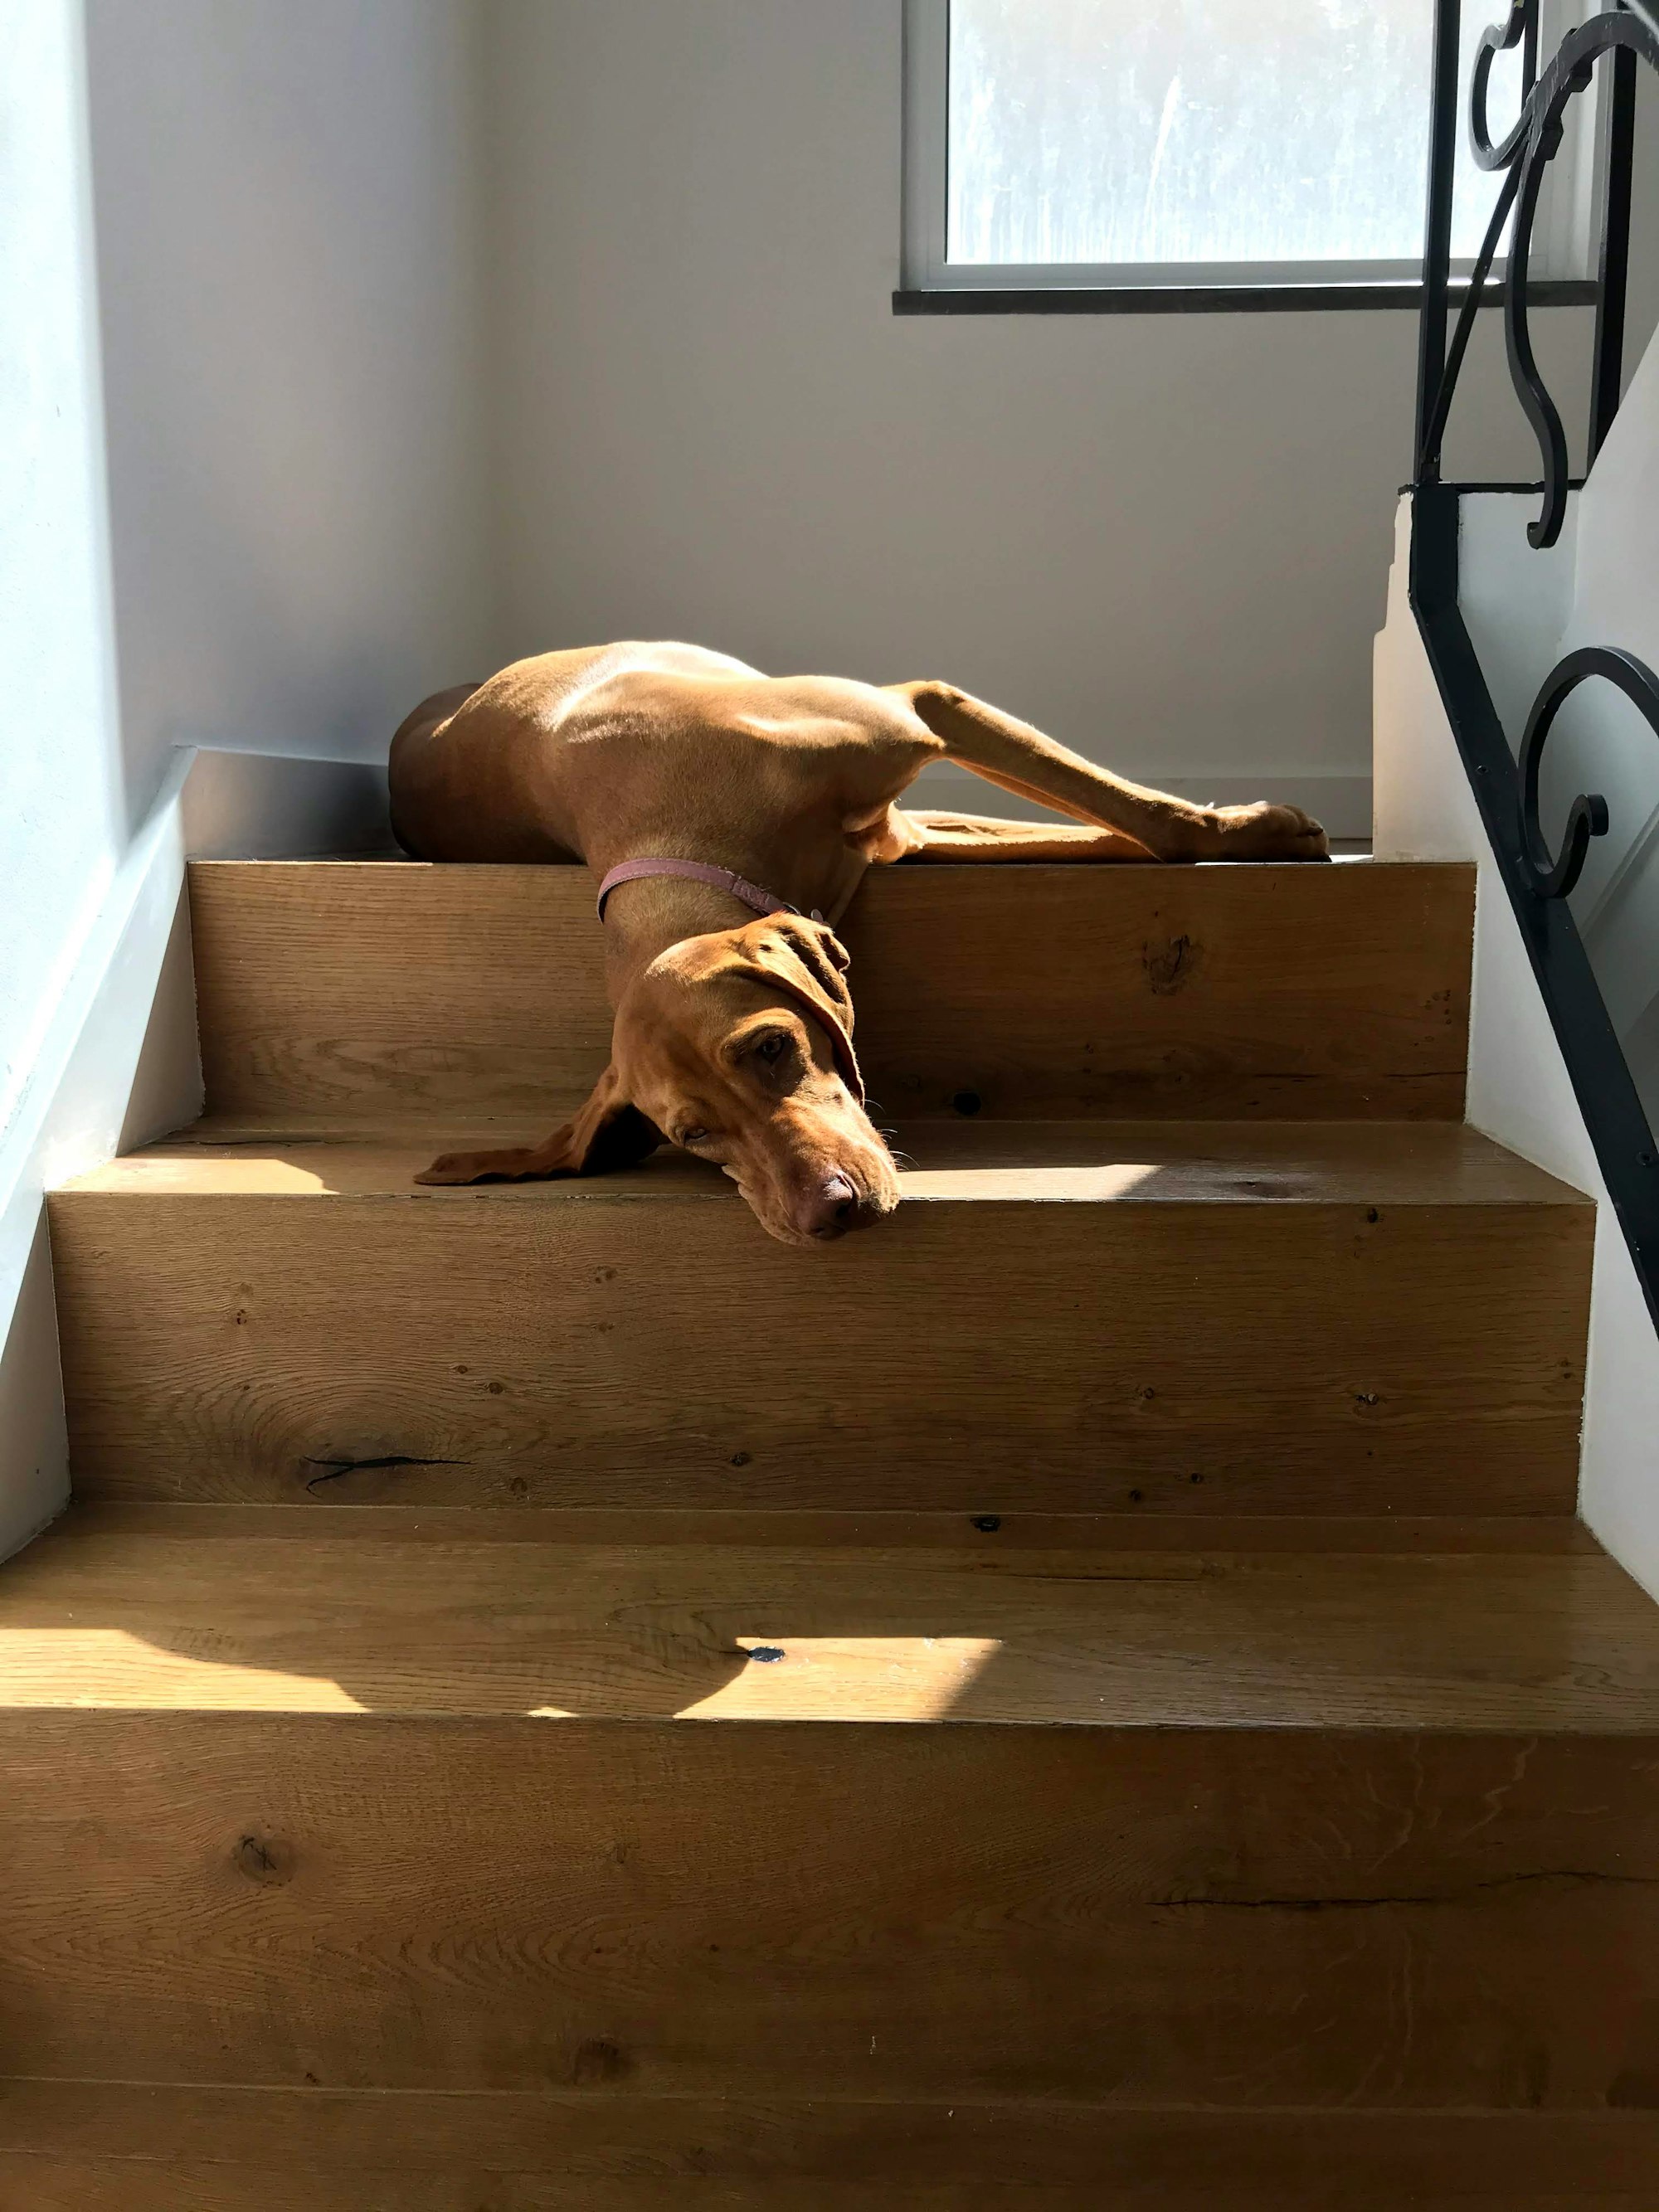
[[946, 0, 1518, 266]]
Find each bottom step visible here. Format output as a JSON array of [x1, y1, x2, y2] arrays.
[[2, 1506, 1658, 2195]]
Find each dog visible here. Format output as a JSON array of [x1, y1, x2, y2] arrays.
[[390, 642, 1327, 1247]]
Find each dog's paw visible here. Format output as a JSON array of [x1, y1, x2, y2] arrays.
[[414, 1147, 533, 1185], [1204, 801, 1330, 862]]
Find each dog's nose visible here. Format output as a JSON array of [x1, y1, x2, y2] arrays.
[[804, 1173, 863, 1240]]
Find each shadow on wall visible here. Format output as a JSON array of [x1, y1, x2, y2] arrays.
[[0, 1223, 69, 1560]]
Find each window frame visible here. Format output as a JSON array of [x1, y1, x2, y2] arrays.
[[898, 0, 1605, 312]]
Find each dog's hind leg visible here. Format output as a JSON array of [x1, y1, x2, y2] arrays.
[[896, 809, 1155, 863], [388, 683, 487, 857], [884, 681, 1326, 863]]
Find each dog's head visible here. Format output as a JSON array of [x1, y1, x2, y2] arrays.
[[420, 915, 901, 1247], [611, 914, 900, 1246]]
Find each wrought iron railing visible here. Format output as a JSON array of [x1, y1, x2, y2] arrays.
[[1408, 0, 1659, 1323]]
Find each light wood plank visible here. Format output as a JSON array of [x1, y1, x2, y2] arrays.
[[72, 1116, 1585, 1204], [187, 860, 1474, 1122], [3, 1510, 1656, 1725], [59, 1501, 1608, 1553], [48, 1123, 1592, 1514], [3, 1716, 1656, 2104], [0, 1511, 1651, 1722]]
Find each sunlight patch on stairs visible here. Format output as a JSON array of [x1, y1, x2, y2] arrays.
[[0, 1626, 367, 1709], [668, 1635, 1004, 1721]]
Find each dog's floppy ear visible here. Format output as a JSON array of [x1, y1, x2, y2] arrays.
[[742, 914, 863, 1102], [414, 1062, 663, 1186]]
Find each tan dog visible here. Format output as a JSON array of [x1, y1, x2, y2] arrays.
[[390, 642, 1326, 1246]]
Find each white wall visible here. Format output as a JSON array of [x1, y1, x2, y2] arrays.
[[1435, 339, 1659, 1127], [1632, 68, 1659, 397], [0, 0, 494, 1557], [480, 0, 1604, 836], [0, 0, 122, 1152], [82, 0, 493, 826], [1375, 425, 1659, 1593], [0, 0, 124, 1553], [1558, 333, 1659, 1111]]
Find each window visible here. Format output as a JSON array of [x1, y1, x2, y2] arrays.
[[901, 0, 1600, 304]]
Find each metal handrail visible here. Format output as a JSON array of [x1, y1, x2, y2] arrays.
[[1417, 0, 1656, 516], [1409, 0, 1659, 1326]]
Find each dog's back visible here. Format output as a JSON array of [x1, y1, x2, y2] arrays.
[[387, 641, 924, 867], [389, 642, 764, 861]]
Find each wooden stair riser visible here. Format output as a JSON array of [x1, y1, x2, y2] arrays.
[[3, 1717, 1655, 2109], [187, 862, 1475, 1122], [48, 1189, 1589, 1514]]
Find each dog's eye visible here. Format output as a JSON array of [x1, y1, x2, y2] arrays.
[[753, 1032, 789, 1064], [678, 1125, 710, 1145]]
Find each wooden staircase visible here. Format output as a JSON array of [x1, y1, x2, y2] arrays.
[[6, 857, 1659, 2207]]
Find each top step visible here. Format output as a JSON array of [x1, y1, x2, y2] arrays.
[[189, 859, 1473, 1124]]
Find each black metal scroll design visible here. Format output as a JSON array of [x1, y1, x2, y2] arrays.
[[1517, 646, 1659, 898], [1469, 0, 1539, 169], [1507, 10, 1659, 545], [1414, 0, 1541, 482], [1413, 163, 1523, 474], [1409, 12, 1659, 1333], [1410, 489, 1659, 1330], [1416, 1, 1659, 545]]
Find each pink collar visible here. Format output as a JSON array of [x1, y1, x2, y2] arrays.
[[596, 857, 823, 925]]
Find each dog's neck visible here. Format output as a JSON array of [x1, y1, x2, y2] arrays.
[[598, 874, 760, 996]]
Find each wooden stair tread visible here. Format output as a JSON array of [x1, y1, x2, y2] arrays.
[[5, 1504, 1656, 1728], [61, 1116, 1588, 1206]]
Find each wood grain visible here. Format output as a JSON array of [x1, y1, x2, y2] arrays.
[[78, 1115, 1584, 1203], [3, 1508, 1654, 1725], [24, 846, 1642, 2189], [2, 2088, 1657, 2208], [2, 1715, 1656, 2105], [187, 859, 1475, 1122], [61, 1500, 1609, 1553], [6, 2161, 1654, 2212], [49, 1124, 1591, 1514]]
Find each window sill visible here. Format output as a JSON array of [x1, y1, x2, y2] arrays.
[[892, 280, 1600, 316]]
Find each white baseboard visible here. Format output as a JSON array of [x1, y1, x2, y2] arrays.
[[906, 761, 1374, 844], [0, 746, 392, 1560]]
